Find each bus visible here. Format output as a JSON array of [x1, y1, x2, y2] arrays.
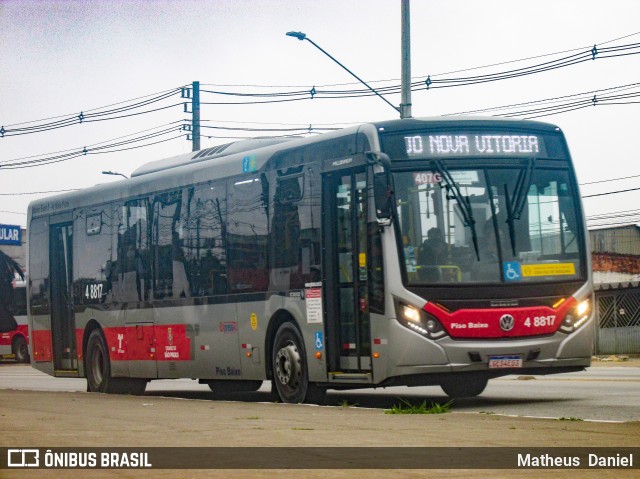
[[27, 117, 594, 402], [0, 279, 29, 363]]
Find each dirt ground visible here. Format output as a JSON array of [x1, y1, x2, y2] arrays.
[[0, 385, 638, 479]]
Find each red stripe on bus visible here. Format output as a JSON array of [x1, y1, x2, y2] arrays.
[[31, 329, 52, 362], [102, 324, 191, 361], [32, 324, 192, 363]]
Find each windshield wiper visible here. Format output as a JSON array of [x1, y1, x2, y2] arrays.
[[433, 160, 479, 260], [504, 158, 536, 256]]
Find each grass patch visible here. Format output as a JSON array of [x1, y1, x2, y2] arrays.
[[385, 398, 453, 415], [557, 417, 584, 422], [338, 399, 359, 408]]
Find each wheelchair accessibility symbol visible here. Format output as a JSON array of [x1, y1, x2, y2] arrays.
[[503, 262, 522, 282], [314, 332, 324, 350]]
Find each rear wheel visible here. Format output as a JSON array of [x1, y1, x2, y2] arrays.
[[86, 329, 111, 393], [13, 336, 29, 363], [440, 374, 488, 398], [86, 329, 146, 395], [271, 322, 325, 404]]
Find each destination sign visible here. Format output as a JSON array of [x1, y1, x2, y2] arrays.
[[404, 133, 546, 158]]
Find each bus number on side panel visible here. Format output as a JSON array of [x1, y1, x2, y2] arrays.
[[85, 283, 104, 301]]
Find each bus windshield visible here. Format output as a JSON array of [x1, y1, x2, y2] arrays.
[[393, 163, 584, 285]]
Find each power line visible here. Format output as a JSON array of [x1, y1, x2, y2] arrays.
[[3, 86, 185, 128], [586, 208, 640, 220], [583, 187, 640, 198], [198, 40, 640, 104], [0, 121, 185, 167], [0, 126, 186, 170], [446, 82, 640, 116], [0, 210, 26, 215], [1, 88, 184, 137], [203, 31, 640, 88], [3, 35, 639, 138], [0, 189, 78, 196], [200, 124, 340, 133], [581, 173, 640, 186]]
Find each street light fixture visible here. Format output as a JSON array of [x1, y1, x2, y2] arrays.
[[286, 31, 401, 116], [101, 170, 128, 179]]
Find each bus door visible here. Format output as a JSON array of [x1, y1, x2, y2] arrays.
[[49, 221, 78, 372], [323, 169, 371, 373]]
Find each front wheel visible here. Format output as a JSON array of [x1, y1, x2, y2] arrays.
[[271, 323, 325, 404], [13, 336, 29, 363], [440, 374, 488, 398]]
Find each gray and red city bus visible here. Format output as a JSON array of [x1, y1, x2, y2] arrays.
[[27, 117, 594, 402]]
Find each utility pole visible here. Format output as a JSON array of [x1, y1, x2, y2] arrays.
[[192, 81, 201, 151], [400, 0, 412, 119]]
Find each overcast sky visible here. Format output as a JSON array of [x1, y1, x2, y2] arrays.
[[1, 0, 638, 229]]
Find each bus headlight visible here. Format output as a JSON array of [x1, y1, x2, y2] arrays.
[[559, 298, 591, 334], [396, 301, 446, 339], [401, 304, 421, 323]]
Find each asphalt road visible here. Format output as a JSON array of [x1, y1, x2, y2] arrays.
[[1, 361, 639, 422], [0, 361, 638, 479]]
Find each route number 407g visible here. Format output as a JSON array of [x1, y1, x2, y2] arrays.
[[85, 283, 103, 300], [524, 315, 556, 327]]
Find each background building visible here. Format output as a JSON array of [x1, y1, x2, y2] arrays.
[[590, 224, 640, 354]]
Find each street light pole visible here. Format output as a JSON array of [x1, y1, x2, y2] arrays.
[[101, 170, 128, 179], [286, 31, 401, 116]]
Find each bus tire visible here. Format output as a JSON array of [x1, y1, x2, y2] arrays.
[[86, 329, 114, 393], [440, 374, 488, 398], [86, 329, 146, 395], [272, 322, 324, 404], [13, 336, 29, 363]]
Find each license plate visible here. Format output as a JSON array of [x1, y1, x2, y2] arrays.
[[489, 355, 523, 369]]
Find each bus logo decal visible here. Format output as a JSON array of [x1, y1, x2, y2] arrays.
[[499, 314, 515, 332]]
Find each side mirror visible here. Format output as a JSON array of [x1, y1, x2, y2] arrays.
[[366, 152, 394, 223]]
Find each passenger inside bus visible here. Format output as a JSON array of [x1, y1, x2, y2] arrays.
[[418, 227, 448, 281], [418, 227, 447, 264]]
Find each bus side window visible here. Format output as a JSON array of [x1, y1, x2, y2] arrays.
[[185, 183, 228, 297], [114, 199, 150, 302], [152, 190, 191, 300], [75, 206, 113, 304], [227, 176, 268, 293], [271, 168, 302, 289]]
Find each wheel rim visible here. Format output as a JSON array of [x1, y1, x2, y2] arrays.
[[275, 342, 301, 389]]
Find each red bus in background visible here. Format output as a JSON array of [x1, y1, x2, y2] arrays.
[[0, 280, 29, 363]]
